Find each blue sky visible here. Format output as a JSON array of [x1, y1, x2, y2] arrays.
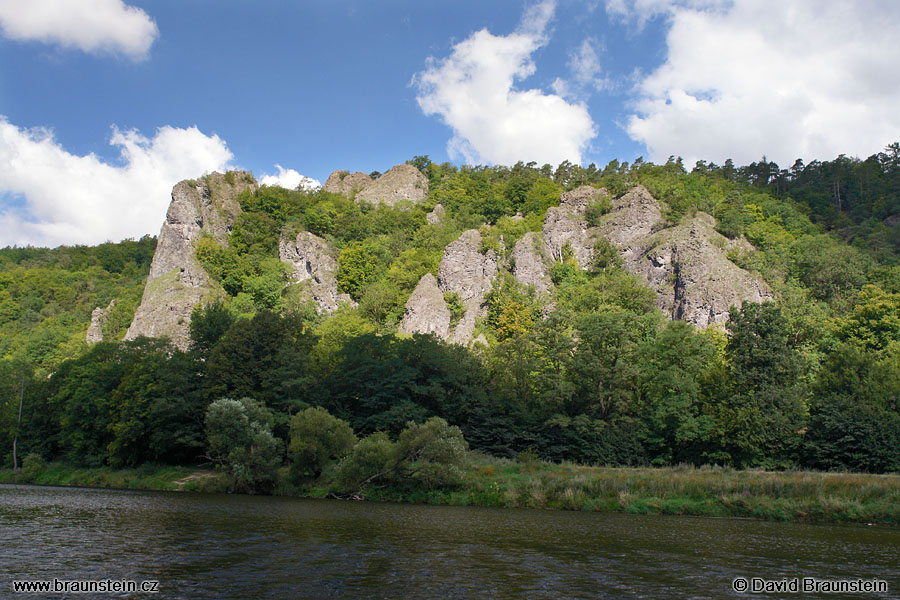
[[1, 0, 899, 246]]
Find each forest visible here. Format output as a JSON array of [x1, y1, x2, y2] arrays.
[[2, 146, 900, 494]]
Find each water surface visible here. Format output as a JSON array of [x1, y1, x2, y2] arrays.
[[2, 484, 897, 599]]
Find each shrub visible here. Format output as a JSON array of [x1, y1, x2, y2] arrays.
[[336, 432, 396, 492], [21, 452, 45, 481], [584, 196, 612, 226], [289, 407, 357, 480], [204, 398, 283, 493]]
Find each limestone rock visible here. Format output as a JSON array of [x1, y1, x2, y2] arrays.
[[279, 231, 352, 313], [543, 185, 608, 269], [596, 184, 664, 265], [426, 203, 446, 225], [323, 170, 373, 197], [561, 185, 607, 212], [398, 273, 451, 338], [471, 334, 489, 348], [355, 164, 428, 207], [512, 232, 552, 296], [630, 213, 774, 328], [437, 229, 497, 344], [538, 183, 773, 328], [86, 299, 115, 344], [125, 172, 255, 349]]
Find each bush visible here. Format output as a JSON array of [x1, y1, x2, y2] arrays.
[[395, 417, 469, 488], [289, 407, 357, 480], [335, 418, 470, 493], [336, 432, 396, 492], [204, 398, 283, 493], [584, 196, 612, 226], [444, 292, 466, 327], [21, 452, 45, 481]]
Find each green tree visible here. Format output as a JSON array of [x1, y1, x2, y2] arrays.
[[204, 397, 283, 492], [803, 343, 900, 472], [189, 300, 235, 358], [636, 321, 718, 464], [717, 302, 807, 467], [289, 407, 357, 479]]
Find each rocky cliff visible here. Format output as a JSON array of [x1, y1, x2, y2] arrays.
[[400, 229, 498, 344], [279, 231, 352, 313], [534, 183, 771, 328], [86, 299, 115, 344], [124, 172, 256, 349], [627, 212, 773, 327], [129, 167, 774, 350], [324, 163, 428, 207], [323, 170, 373, 197]]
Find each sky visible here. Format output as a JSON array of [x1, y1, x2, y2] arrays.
[[1, 0, 900, 247]]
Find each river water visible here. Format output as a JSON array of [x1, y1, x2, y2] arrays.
[[1, 484, 898, 599]]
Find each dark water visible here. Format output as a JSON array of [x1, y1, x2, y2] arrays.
[[1, 485, 898, 599]]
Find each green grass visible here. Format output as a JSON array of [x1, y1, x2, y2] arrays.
[[456, 454, 900, 525], [3, 456, 899, 525], [0, 463, 229, 493]]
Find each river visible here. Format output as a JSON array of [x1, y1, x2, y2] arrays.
[[1, 484, 898, 599]]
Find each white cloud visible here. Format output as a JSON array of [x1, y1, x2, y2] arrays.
[[605, 0, 725, 28], [259, 165, 320, 191], [552, 37, 611, 101], [413, 0, 596, 166], [624, 0, 900, 166], [0, 118, 234, 247], [0, 0, 158, 60]]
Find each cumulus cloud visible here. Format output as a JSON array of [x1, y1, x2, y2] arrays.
[[259, 165, 320, 191], [413, 0, 595, 166], [605, 0, 724, 28], [623, 0, 900, 166], [0, 118, 234, 247], [552, 37, 611, 100], [0, 0, 158, 60]]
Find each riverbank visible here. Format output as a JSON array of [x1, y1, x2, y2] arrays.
[[3, 455, 899, 525]]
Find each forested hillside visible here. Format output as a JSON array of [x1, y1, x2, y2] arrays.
[[2, 147, 900, 486], [0, 238, 156, 372]]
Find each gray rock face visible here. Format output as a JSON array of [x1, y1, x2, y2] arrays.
[[355, 164, 428, 207], [542, 185, 608, 269], [596, 184, 664, 265], [86, 299, 115, 344], [125, 172, 255, 349], [437, 229, 497, 344], [398, 273, 451, 338], [537, 183, 772, 328], [279, 231, 351, 313], [629, 212, 774, 328], [512, 232, 552, 296], [426, 203, 446, 225], [323, 170, 373, 197]]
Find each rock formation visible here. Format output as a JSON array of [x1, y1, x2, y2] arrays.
[[537, 183, 772, 328], [628, 212, 774, 327], [125, 172, 256, 350], [437, 229, 497, 344], [323, 170, 373, 197], [596, 185, 664, 265], [400, 229, 498, 344], [398, 273, 451, 338], [355, 164, 428, 207], [511, 232, 552, 296], [542, 185, 608, 269], [86, 299, 115, 344], [426, 203, 446, 225], [279, 231, 352, 313]]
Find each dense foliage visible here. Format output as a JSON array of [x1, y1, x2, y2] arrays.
[[4, 147, 900, 483], [0, 237, 155, 373]]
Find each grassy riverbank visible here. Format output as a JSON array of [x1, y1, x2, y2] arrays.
[[3, 455, 899, 525]]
